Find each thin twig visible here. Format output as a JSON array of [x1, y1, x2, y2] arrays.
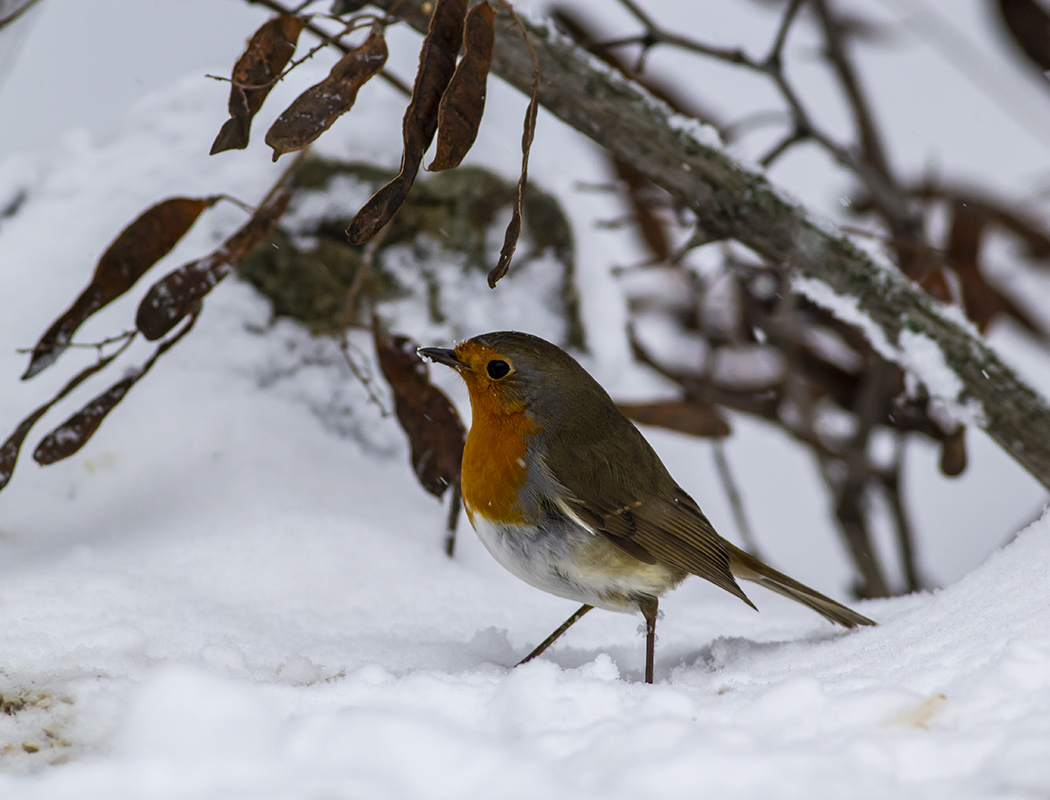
[[0, 0, 43, 29], [603, 0, 909, 221], [338, 332, 389, 414], [16, 330, 137, 358], [487, 0, 540, 287], [764, 0, 807, 67], [758, 124, 809, 168], [338, 233, 389, 414], [284, 16, 385, 75], [246, 0, 412, 96], [711, 439, 764, 558], [879, 436, 925, 592]]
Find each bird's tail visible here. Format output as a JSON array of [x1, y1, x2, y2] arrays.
[[727, 544, 876, 629]]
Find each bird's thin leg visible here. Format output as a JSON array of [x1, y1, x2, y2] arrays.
[[640, 597, 659, 685], [517, 604, 593, 666]]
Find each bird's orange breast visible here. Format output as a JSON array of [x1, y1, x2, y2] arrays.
[[459, 381, 540, 527]]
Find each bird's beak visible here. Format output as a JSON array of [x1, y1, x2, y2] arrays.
[[418, 346, 464, 369]]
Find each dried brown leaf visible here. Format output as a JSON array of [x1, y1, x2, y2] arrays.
[[945, 200, 995, 330], [0, 338, 132, 492], [945, 199, 985, 268], [428, 2, 495, 171], [134, 253, 226, 342], [0, 408, 47, 492], [487, 5, 538, 288], [22, 197, 216, 380], [487, 80, 536, 287], [997, 0, 1050, 72], [33, 313, 199, 466], [331, 0, 369, 14], [211, 15, 304, 155], [939, 426, 967, 477], [612, 158, 673, 262], [960, 266, 1041, 336], [912, 184, 1050, 262], [33, 376, 139, 465], [619, 400, 731, 439], [986, 205, 1050, 261], [909, 185, 1050, 336], [882, 693, 948, 730], [399, 0, 467, 174], [374, 327, 465, 497], [346, 0, 466, 244], [136, 186, 292, 341], [266, 27, 388, 161], [918, 266, 953, 304], [944, 199, 1043, 335]]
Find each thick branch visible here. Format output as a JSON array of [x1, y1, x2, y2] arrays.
[[367, 0, 1050, 491]]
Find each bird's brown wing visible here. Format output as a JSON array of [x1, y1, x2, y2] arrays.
[[543, 415, 754, 606], [563, 484, 754, 607]]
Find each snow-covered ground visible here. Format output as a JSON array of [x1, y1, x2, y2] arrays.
[[0, 0, 1049, 797]]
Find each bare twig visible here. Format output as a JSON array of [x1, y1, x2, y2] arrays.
[[487, 0, 540, 287], [878, 436, 925, 592], [0, 0, 43, 30], [765, 0, 807, 67], [598, 0, 912, 220], [16, 330, 137, 358], [338, 234, 389, 414], [758, 125, 808, 168], [711, 440, 764, 559], [338, 331, 389, 414]]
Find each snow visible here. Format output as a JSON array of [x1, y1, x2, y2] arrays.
[[792, 275, 896, 356], [666, 112, 724, 150], [793, 275, 986, 427], [898, 329, 983, 429], [0, 0, 1049, 797]]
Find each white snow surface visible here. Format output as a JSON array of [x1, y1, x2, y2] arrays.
[[1, 1, 1050, 797], [792, 276, 986, 428]]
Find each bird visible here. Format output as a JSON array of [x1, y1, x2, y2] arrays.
[[419, 331, 874, 683]]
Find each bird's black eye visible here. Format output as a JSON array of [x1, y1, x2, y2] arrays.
[[486, 359, 511, 379]]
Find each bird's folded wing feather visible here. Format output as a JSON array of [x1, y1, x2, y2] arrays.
[[563, 487, 751, 604], [542, 418, 751, 604]]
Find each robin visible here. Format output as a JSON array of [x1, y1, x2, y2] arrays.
[[420, 331, 874, 683]]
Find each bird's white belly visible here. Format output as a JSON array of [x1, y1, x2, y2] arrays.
[[468, 511, 678, 613]]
